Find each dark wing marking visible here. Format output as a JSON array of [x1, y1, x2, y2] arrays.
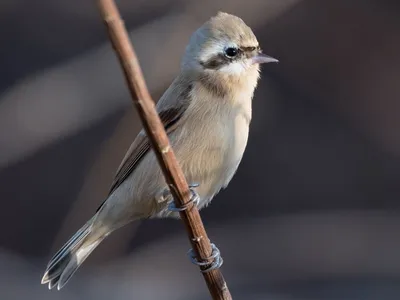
[[95, 83, 192, 213], [107, 134, 149, 197], [106, 107, 185, 196]]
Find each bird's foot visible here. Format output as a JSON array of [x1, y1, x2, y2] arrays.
[[167, 183, 200, 212], [161, 183, 222, 271], [188, 243, 224, 273]]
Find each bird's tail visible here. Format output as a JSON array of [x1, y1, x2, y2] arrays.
[[41, 218, 107, 290]]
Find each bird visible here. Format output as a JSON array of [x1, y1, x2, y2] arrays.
[[41, 11, 278, 290]]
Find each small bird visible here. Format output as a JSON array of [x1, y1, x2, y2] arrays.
[[41, 12, 277, 290]]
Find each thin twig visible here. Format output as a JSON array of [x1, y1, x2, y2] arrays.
[[96, 1, 232, 299]]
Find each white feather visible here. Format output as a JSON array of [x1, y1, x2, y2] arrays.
[[220, 60, 249, 75]]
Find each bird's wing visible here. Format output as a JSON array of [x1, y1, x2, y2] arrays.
[[107, 107, 186, 196], [96, 77, 192, 212]]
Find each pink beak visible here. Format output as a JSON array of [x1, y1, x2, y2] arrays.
[[251, 53, 279, 64]]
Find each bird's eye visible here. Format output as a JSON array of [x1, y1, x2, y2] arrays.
[[224, 47, 239, 58]]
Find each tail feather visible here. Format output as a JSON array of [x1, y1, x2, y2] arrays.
[[48, 274, 61, 290], [41, 220, 105, 290], [45, 222, 91, 273], [57, 238, 104, 289]]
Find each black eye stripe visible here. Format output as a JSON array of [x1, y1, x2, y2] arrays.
[[200, 45, 260, 70], [244, 47, 255, 52], [241, 46, 260, 52], [200, 54, 230, 69]]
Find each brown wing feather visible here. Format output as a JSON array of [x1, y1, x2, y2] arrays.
[[107, 107, 186, 196], [95, 79, 192, 212]]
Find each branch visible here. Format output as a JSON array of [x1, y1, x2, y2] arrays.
[[96, 1, 232, 299]]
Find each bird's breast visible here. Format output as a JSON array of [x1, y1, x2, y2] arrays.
[[169, 90, 251, 204]]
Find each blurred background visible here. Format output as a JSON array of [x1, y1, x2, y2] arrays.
[[1, 0, 400, 299]]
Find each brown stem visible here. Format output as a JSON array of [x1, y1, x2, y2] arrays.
[[96, 1, 232, 299]]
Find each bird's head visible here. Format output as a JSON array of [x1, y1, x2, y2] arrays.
[[181, 12, 277, 85]]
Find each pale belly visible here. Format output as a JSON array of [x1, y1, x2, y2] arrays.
[[98, 103, 251, 223], [168, 108, 250, 210]]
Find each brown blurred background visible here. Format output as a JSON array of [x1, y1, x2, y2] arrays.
[[1, 0, 400, 299]]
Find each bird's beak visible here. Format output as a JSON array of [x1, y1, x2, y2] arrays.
[[251, 53, 279, 64]]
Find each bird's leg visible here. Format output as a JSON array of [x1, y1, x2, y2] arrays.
[[187, 243, 224, 273], [165, 183, 224, 272], [155, 183, 200, 206], [167, 183, 200, 212]]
